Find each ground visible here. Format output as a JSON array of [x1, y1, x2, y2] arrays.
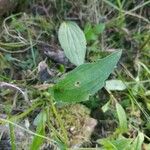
[[0, 0, 150, 149]]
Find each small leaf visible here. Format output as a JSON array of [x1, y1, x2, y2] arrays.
[[53, 50, 122, 103], [33, 110, 47, 126], [116, 103, 128, 132], [105, 79, 126, 91], [98, 136, 132, 150], [102, 100, 111, 113], [84, 23, 97, 41], [84, 23, 92, 34], [30, 110, 47, 150], [87, 31, 98, 41], [58, 21, 86, 66], [131, 132, 144, 150], [93, 23, 105, 34]]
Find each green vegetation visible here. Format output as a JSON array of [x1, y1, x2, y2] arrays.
[[0, 0, 150, 149]]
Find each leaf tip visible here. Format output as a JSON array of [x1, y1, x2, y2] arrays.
[[116, 49, 122, 58]]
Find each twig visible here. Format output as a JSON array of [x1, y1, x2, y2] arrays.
[[0, 82, 30, 105]]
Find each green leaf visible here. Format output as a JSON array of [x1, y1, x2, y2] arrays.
[[116, 103, 128, 132], [33, 110, 47, 126], [105, 80, 126, 91], [86, 31, 98, 41], [53, 50, 122, 103], [98, 135, 132, 150], [30, 110, 47, 150], [84, 22, 92, 34], [93, 23, 105, 34], [84, 23, 105, 42], [131, 132, 144, 150], [84, 23, 97, 41], [102, 100, 111, 113], [58, 21, 86, 66]]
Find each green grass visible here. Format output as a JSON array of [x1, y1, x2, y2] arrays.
[[0, 0, 150, 149]]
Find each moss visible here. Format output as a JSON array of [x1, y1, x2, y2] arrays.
[[54, 104, 97, 147]]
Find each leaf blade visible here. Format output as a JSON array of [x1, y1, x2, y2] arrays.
[[58, 21, 86, 66], [116, 103, 128, 132], [131, 132, 144, 150], [53, 50, 122, 103], [30, 110, 47, 150], [105, 80, 126, 91]]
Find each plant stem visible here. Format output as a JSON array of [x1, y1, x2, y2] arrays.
[[9, 124, 16, 150]]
